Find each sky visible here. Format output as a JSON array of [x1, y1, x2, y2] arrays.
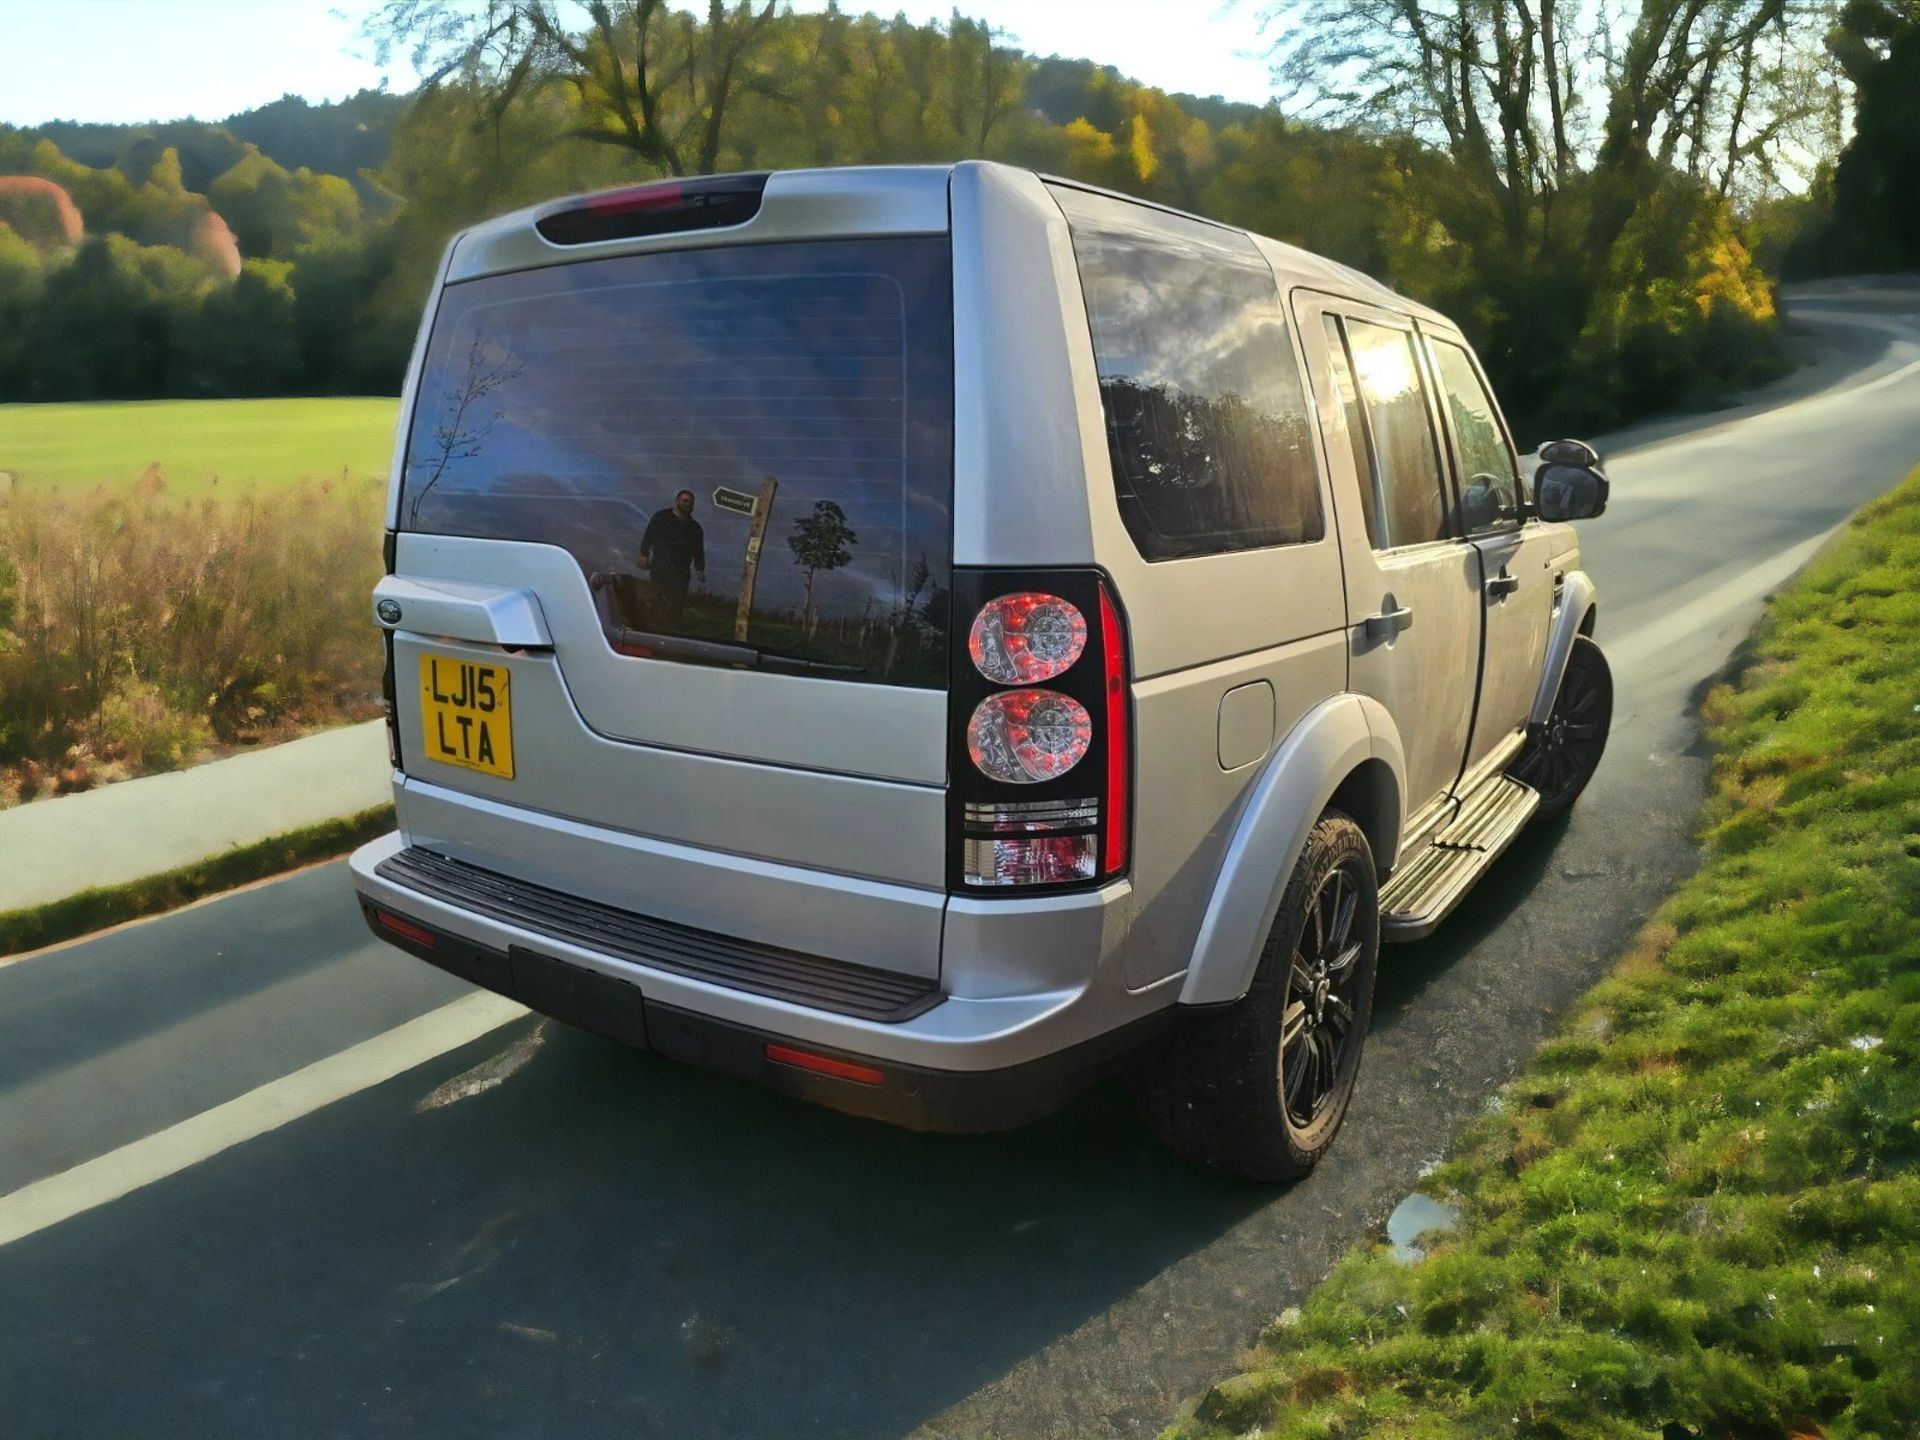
[[0, 0, 1279, 128]]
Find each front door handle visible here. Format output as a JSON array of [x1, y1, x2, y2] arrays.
[[1486, 573, 1520, 600], [1363, 604, 1414, 640]]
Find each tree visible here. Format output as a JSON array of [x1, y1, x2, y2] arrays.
[[786, 500, 857, 637], [1818, 3, 1920, 269], [181, 258, 302, 396], [364, 0, 783, 177]]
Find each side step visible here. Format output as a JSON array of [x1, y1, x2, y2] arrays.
[[1379, 774, 1540, 941]]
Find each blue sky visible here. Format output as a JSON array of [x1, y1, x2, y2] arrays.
[[0, 0, 1279, 127]]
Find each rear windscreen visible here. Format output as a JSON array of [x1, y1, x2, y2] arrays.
[[399, 236, 954, 687]]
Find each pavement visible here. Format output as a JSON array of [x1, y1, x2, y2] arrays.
[[0, 719, 387, 912], [0, 278, 1917, 1440]]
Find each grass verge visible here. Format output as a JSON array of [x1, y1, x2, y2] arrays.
[[1167, 471, 1920, 1440], [0, 803, 394, 958]]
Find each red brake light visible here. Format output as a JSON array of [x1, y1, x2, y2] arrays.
[[585, 182, 684, 216], [968, 592, 1088, 684], [967, 689, 1093, 783], [1099, 583, 1130, 877], [535, 173, 768, 245]]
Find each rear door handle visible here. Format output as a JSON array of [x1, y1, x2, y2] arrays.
[[1485, 573, 1520, 599], [1363, 604, 1414, 639]]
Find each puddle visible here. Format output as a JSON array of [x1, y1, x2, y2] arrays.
[[1386, 1192, 1460, 1263]]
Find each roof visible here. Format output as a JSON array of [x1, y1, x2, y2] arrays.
[[444, 161, 1445, 326]]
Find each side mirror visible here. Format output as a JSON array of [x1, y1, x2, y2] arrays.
[[1538, 438, 1601, 469], [1533, 439, 1609, 521]]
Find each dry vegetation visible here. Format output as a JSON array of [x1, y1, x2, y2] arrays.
[[0, 468, 384, 805]]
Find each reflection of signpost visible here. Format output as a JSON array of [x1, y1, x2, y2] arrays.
[[721, 478, 778, 641]]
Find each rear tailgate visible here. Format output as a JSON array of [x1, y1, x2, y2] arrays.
[[381, 174, 956, 973]]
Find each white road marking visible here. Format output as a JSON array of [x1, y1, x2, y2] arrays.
[[0, 991, 526, 1248], [1606, 526, 1841, 674]]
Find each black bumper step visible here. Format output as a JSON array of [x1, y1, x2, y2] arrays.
[[373, 846, 941, 1023]]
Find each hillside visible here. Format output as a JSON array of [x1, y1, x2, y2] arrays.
[[0, 4, 1831, 439]]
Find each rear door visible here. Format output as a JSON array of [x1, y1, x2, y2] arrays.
[[1421, 330, 1555, 781], [1295, 297, 1483, 837], [387, 213, 957, 912]]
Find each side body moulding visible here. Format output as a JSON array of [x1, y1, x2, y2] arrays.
[[1179, 693, 1407, 1007], [1529, 569, 1598, 726]]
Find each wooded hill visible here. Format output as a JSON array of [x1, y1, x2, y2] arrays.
[[2, 1, 1914, 438]]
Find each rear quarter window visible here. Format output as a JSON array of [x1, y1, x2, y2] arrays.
[[399, 236, 954, 687], [1049, 185, 1324, 562]]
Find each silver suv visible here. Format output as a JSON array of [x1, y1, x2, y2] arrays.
[[351, 162, 1612, 1180]]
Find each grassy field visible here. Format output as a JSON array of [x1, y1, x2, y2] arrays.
[[1167, 470, 1920, 1439], [0, 397, 399, 496]]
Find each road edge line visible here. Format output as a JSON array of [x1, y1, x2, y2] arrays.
[[0, 990, 528, 1248]]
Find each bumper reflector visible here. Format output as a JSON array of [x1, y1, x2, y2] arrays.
[[764, 1043, 884, 1087], [373, 909, 436, 948]]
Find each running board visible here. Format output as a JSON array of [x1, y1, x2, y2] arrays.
[[1379, 775, 1540, 941]]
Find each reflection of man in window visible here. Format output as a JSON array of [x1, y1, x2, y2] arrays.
[[640, 489, 706, 625]]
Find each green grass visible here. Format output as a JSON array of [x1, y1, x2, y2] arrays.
[[1166, 471, 1920, 1440], [0, 397, 399, 497], [0, 804, 395, 958]]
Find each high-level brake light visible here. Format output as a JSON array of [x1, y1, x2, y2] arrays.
[[534, 173, 768, 245]]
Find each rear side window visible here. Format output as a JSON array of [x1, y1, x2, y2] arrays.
[[399, 237, 953, 687], [1050, 186, 1324, 562], [1344, 319, 1451, 548]]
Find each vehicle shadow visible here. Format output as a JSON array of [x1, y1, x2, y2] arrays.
[[1, 816, 1598, 1440]]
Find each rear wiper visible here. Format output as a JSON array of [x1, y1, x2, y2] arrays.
[[611, 628, 866, 676]]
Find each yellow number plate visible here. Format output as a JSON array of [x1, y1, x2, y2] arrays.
[[419, 654, 515, 780]]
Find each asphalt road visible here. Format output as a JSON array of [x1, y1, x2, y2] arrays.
[[4, 279, 1918, 1440]]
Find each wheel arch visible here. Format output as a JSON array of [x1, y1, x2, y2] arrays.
[[1178, 693, 1406, 1008], [1529, 568, 1600, 726], [1327, 757, 1402, 881]]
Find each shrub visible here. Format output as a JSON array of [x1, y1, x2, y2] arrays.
[[80, 675, 211, 772], [0, 470, 383, 797]]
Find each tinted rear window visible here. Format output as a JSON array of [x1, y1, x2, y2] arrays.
[[400, 236, 953, 687], [1050, 185, 1324, 562]]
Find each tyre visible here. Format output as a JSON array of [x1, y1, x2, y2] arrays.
[[1136, 810, 1381, 1182], [1512, 634, 1612, 820]]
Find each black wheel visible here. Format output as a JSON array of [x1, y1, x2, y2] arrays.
[[1512, 635, 1612, 820], [1136, 810, 1380, 1182]]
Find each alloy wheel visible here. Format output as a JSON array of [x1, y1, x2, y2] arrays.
[[1280, 861, 1367, 1129]]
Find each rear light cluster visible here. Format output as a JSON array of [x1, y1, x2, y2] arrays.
[[949, 571, 1131, 891]]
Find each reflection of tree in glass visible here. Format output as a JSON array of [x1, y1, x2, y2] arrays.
[[407, 336, 524, 526], [786, 499, 859, 638], [1099, 376, 1316, 552]]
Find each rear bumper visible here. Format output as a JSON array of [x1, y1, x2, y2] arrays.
[[349, 831, 1167, 1130]]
